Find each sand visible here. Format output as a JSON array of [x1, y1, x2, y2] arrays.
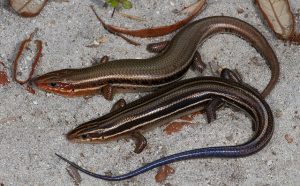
[[0, 0, 299, 185]]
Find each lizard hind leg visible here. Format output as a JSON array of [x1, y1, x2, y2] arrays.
[[131, 131, 147, 154], [205, 98, 224, 123], [192, 51, 206, 73], [101, 84, 114, 101], [110, 98, 126, 112], [220, 68, 243, 83]]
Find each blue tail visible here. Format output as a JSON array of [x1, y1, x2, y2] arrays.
[[55, 145, 250, 181]]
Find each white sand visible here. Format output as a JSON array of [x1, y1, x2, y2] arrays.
[[0, 0, 299, 185]]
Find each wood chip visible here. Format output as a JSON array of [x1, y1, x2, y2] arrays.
[[155, 165, 175, 183], [284, 134, 293, 144], [0, 62, 9, 86], [164, 121, 193, 135]]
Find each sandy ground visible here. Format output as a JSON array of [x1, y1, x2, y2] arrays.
[[0, 0, 299, 185]]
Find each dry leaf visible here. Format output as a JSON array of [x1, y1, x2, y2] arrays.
[[181, 0, 206, 15], [12, 30, 43, 85], [256, 0, 293, 38], [164, 121, 193, 135], [155, 165, 175, 183], [0, 62, 9, 86], [9, 0, 48, 17], [91, 0, 207, 38], [255, 0, 300, 42], [179, 110, 204, 121], [91, 6, 141, 46], [284, 134, 293, 143], [0, 71, 9, 86]]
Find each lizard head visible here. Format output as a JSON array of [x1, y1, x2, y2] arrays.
[[30, 69, 100, 97]]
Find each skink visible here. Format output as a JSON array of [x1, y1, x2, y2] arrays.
[[56, 74, 274, 181], [31, 16, 279, 100]]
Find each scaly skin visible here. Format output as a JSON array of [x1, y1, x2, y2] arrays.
[[32, 16, 279, 100], [57, 76, 274, 181]]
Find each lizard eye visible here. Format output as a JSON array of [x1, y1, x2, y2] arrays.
[[49, 82, 58, 87], [81, 134, 89, 139]]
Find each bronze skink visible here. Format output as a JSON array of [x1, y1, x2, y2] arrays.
[[56, 71, 274, 181], [32, 16, 279, 100]]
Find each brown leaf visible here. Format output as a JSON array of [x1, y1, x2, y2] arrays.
[[284, 134, 293, 144], [180, 110, 204, 121], [255, 0, 300, 42], [181, 0, 206, 15], [91, 0, 207, 38], [164, 121, 193, 135], [9, 0, 48, 17], [155, 165, 175, 183], [91, 6, 141, 46], [12, 30, 43, 86], [0, 62, 9, 86]]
